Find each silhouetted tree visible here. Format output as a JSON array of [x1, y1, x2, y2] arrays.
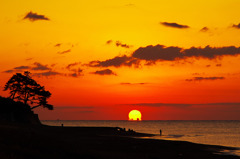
[[4, 71, 53, 110]]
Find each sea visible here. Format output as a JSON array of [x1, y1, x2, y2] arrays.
[[42, 120, 240, 155]]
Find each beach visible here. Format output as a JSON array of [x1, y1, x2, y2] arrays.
[[0, 123, 239, 159]]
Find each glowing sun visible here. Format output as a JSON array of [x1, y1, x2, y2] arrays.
[[128, 110, 142, 121]]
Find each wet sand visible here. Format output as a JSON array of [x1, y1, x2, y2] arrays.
[[0, 123, 239, 159]]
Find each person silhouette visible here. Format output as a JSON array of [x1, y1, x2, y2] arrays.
[[160, 129, 162, 136]]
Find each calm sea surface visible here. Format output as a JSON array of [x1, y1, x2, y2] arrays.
[[42, 120, 240, 149]]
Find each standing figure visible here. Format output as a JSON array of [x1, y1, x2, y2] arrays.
[[160, 129, 162, 136]]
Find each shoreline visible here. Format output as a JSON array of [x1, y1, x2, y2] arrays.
[[0, 123, 239, 159]]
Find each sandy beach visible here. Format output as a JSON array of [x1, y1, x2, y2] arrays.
[[0, 123, 239, 159]]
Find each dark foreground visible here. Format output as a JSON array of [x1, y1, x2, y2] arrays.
[[0, 124, 239, 159]]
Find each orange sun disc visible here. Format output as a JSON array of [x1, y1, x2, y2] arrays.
[[128, 110, 142, 121]]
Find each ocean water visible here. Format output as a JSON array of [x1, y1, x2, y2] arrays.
[[42, 120, 240, 149]]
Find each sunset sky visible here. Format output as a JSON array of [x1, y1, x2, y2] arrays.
[[1, 0, 240, 120]]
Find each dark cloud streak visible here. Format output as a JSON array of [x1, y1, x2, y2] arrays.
[[185, 76, 225, 82], [232, 23, 240, 29], [115, 41, 131, 48], [160, 22, 190, 29], [126, 102, 240, 107], [88, 55, 140, 68], [14, 66, 30, 70], [88, 45, 240, 68], [200, 27, 209, 32], [33, 71, 61, 77], [92, 69, 116, 75], [120, 82, 147, 85], [23, 11, 49, 21], [32, 62, 51, 70], [58, 49, 71, 54]]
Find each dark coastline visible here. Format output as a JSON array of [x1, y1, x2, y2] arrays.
[[0, 123, 239, 159]]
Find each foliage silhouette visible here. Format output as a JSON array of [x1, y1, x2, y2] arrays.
[[4, 71, 53, 110]]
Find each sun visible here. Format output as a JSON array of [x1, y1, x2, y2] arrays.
[[128, 110, 142, 121]]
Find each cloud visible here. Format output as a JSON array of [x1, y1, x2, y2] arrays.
[[88, 45, 240, 68], [125, 3, 135, 7], [69, 68, 83, 77], [55, 106, 94, 109], [216, 64, 222, 67], [232, 23, 240, 29], [33, 71, 61, 77], [66, 62, 81, 70], [66, 62, 83, 77], [192, 73, 201, 75], [185, 76, 225, 82], [2, 70, 14, 73], [32, 62, 51, 70], [106, 40, 132, 48], [120, 82, 147, 85], [55, 43, 61, 47], [25, 58, 33, 61], [133, 45, 240, 61], [106, 40, 113, 44], [200, 27, 209, 32], [115, 41, 131, 48], [58, 49, 71, 54], [88, 55, 140, 68], [125, 102, 240, 107], [160, 22, 190, 29], [14, 66, 30, 70], [92, 69, 116, 75], [206, 65, 211, 67], [133, 45, 182, 61], [23, 11, 49, 21], [3, 63, 51, 73], [129, 103, 191, 107]]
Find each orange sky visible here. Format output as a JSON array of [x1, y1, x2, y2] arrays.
[[1, 0, 240, 120]]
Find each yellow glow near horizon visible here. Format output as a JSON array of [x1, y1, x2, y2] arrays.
[[128, 110, 142, 121]]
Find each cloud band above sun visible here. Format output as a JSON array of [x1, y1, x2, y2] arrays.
[[88, 45, 240, 68]]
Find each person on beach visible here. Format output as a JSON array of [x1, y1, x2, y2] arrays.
[[160, 129, 162, 136]]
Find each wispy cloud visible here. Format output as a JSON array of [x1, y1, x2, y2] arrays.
[[2, 62, 63, 78], [25, 58, 33, 61], [106, 40, 113, 44], [132, 45, 240, 61], [88, 45, 240, 68], [115, 41, 131, 48], [58, 49, 71, 54], [88, 55, 140, 68], [232, 23, 240, 29], [55, 43, 62, 47], [106, 40, 132, 48], [33, 71, 61, 77], [23, 11, 49, 21], [92, 69, 116, 75], [185, 76, 225, 82], [2, 70, 14, 73], [14, 66, 30, 70], [120, 82, 148, 85], [68, 68, 83, 77], [160, 22, 190, 29], [200, 27, 209, 32], [125, 102, 240, 107], [32, 62, 51, 70], [66, 62, 81, 70]]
